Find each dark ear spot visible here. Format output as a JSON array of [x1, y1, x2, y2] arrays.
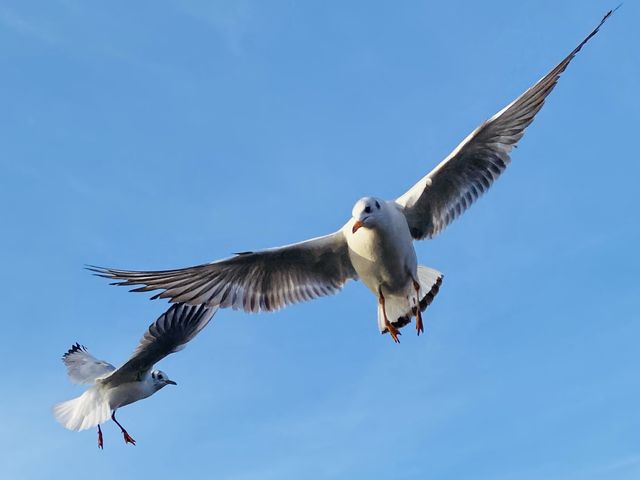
[[375, 201, 380, 209]]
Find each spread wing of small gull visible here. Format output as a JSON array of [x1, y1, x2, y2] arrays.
[[100, 303, 217, 387], [63, 344, 116, 384], [88, 231, 357, 311], [397, 10, 614, 240]]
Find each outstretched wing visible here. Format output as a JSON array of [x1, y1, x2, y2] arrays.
[[62, 343, 115, 384], [89, 231, 357, 311], [397, 10, 614, 240], [100, 304, 217, 387]]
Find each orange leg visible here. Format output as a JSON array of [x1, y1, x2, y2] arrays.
[[111, 411, 136, 446], [97, 424, 103, 450], [413, 280, 423, 336], [379, 287, 400, 343]]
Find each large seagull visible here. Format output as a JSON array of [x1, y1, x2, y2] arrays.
[[91, 11, 614, 343]]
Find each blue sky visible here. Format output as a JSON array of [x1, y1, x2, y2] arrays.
[[1, 1, 638, 479]]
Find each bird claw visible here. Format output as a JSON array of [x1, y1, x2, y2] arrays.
[[123, 431, 136, 446], [97, 429, 103, 450], [385, 320, 401, 343], [416, 310, 424, 336], [412, 279, 424, 336]]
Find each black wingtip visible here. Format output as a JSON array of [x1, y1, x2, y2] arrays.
[[597, 6, 618, 31], [85, 264, 114, 279], [62, 342, 86, 359], [563, 7, 617, 67], [583, 7, 616, 44]]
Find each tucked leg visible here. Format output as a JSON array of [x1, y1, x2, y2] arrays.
[[378, 287, 400, 343], [413, 279, 423, 336], [111, 411, 136, 446], [97, 424, 103, 450]]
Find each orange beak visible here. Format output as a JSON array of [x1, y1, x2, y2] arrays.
[[352, 220, 364, 234]]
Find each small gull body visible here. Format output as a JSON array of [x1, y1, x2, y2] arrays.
[[53, 304, 216, 448]]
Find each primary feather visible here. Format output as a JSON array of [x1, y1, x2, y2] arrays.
[[62, 343, 115, 384], [100, 303, 217, 387]]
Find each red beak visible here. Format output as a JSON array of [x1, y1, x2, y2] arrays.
[[352, 220, 364, 234]]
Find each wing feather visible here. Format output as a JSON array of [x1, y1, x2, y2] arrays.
[[397, 10, 614, 240], [61, 343, 115, 384], [89, 231, 357, 311], [101, 304, 217, 387]]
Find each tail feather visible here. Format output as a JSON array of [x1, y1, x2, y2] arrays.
[[53, 387, 111, 431], [378, 266, 443, 333], [416, 265, 443, 312]]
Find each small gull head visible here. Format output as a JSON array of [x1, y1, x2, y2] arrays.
[[151, 369, 177, 389]]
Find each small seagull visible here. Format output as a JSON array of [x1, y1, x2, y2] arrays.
[[53, 303, 217, 448], [89, 11, 614, 343]]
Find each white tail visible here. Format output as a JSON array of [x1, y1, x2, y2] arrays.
[[53, 387, 111, 431], [377, 265, 443, 333]]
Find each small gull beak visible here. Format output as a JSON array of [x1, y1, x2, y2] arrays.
[[166, 380, 177, 386], [352, 220, 364, 234]]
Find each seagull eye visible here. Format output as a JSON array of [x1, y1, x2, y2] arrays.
[[364, 206, 371, 214], [375, 201, 380, 209]]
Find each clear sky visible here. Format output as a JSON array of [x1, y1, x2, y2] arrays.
[[1, 1, 638, 479]]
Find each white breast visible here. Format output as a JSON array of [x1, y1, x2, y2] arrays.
[[105, 379, 156, 410], [344, 202, 417, 294]]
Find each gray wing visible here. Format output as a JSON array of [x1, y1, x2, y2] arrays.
[[62, 343, 116, 384], [397, 10, 614, 240], [88, 231, 357, 311], [101, 304, 217, 387]]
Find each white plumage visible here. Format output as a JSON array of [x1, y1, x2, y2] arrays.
[[54, 387, 112, 432]]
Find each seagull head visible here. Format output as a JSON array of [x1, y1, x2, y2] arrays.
[[351, 197, 383, 234], [151, 369, 177, 389]]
